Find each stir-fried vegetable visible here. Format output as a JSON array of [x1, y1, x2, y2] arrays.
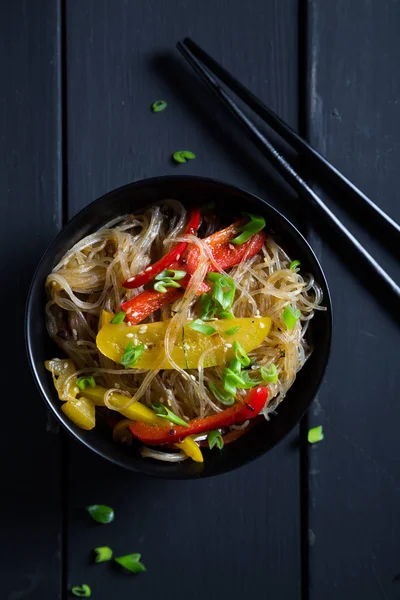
[[128, 387, 268, 445], [96, 316, 271, 370], [231, 213, 266, 245]]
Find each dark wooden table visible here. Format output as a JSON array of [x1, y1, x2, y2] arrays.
[[2, 1, 399, 598]]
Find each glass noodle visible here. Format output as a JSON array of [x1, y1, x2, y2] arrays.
[[45, 201, 325, 447]]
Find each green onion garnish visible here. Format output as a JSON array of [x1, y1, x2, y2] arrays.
[[225, 326, 240, 335], [188, 318, 217, 335], [173, 150, 196, 164], [208, 430, 224, 450], [282, 305, 301, 330], [232, 213, 266, 245], [308, 425, 324, 444], [152, 403, 189, 427], [94, 546, 113, 563], [219, 310, 235, 320], [76, 376, 96, 390], [111, 311, 126, 324], [238, 370, 262, 388], [115, 553, 147, 574], [234, 340, 251, 367], [155, 269, 186, 281], [121, 341, 145, 368], [153, 280, 181, 293], [261, 363, 278, 384], [289, 260, 301, 270], [86, 504, 114, 524], [223, 367, 246, 388], [208, 273, 236, 310], [151, 99, 167, 112], [229, 359, 242, 375], [71, 584, 91, 597], [208, 382, 235, 405]]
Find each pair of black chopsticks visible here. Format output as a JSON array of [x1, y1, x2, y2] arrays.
[[176, 38, 400, 300]]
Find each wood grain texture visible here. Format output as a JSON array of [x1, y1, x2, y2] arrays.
[[0, 1, 63, 598], [306, 1, 400, 598], [64, 1, 302, 598]]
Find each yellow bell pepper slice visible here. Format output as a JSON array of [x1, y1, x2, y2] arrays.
[[96, 317, 271, 370], [176, 437, 204, 463], [81, 385, 167, 426], [61, 397, 96, 430], [101, 310, 115, 327], [45, 358, 78, 401]]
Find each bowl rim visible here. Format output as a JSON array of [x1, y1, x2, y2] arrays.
[[25, 174, 332, 478]]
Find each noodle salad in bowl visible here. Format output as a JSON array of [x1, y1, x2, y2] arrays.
[[44, 200, 325, 465]]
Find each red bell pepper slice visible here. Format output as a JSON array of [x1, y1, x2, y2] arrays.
[[185, 222, 265, 275], [121, 288, 183, 325], [128, 386, 268, 445], [122, 207, 201, 289]]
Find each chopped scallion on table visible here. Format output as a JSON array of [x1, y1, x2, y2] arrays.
[[115, 553, 147, 574], [308, 425, 324, 444], [86, 504, 115, 524], [151, 99, 167, 112], [172, 150, 196, 163]]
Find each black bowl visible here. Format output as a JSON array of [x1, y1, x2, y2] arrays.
[[25, 175, 332, 479]]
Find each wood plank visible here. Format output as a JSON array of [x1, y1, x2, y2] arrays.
[[306, 1, 400, 598], [64, 1, 302, 598], [0, 1, 63, 598]]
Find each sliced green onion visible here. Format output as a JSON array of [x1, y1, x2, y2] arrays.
[[173, 150, 196, 164], [282, 305, 301, 330], [153, 279, 181, 293], [225, 326, 240, 335], [121, 341, 145, 368], [219, 310, 235, 320], [208, 382, 235, 405], [151, 99, 167, 112], [86, 504, 114, 524], [234, 340, 251, 367], [115, 553, 146, 574], [238, 370, 262, 388], [94, 546, 113, 563], [223, 367, 246, 388], [71, 584, 91, 597], [200, 293, 216, 320], [208, 273, 236, 310], [111, 311, 126, 324], [76, 376, 96, 391], [155, 269, 186, 281], [152, 403, 189, 428], [229, 359, 242, 375], [261, 363, 278, 384], [308, 425, 324, 444], [188, 319, 217, 335], [208, 430, 224, 450], [289, 260, 301, 270], [232, 213, 266, 245]]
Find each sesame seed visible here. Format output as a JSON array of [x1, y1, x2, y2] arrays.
[[74, 386, 79, 394], [225, 343, 232, 348], [190, 374, 196, 381], [254, 315, 262, 318], [75, 401, 82, 407], [229, 244, 235, 250], [138, 325, 147, 334], [176, 254, 180, 261], [145, 266, 152, 272], [63, 362, 68, 368], [259, 322, 265, 328], [126, 333, 134, 338]]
